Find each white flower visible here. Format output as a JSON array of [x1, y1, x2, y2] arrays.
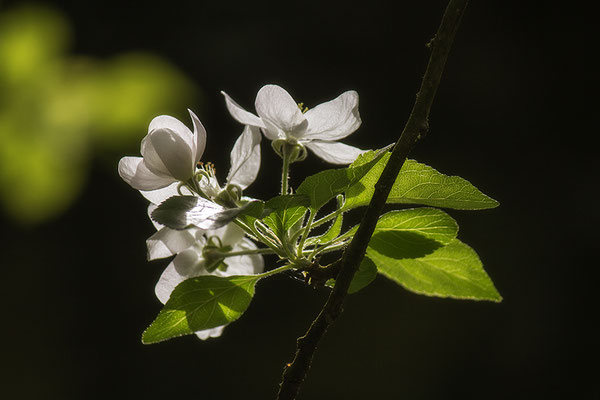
[[140, 122, 260, 257], [198, 125, 262, 200], [118, 109, 206, 190], [153, 223, 264, 340], [222, 84, 365, 164], [142, 185, 263, 340]]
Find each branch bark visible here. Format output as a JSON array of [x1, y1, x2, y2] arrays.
[[276, 1, 469, 399]]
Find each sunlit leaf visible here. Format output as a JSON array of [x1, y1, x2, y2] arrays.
[[263, 194, 309, 237], [151, 196, 244, 230], [368, 238, 501, 302], [326, 257, 378, 294], [142, 275, 259, 344], [343, 154, 499, 211], [296, 147, 388, 211]]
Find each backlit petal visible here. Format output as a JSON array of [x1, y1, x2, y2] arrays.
[[195, 326, 226, 340], [148, 115, 194, 154], [218, 238, 264, 276], [118, 156, 176, 190], [146, 227, 198, 261], [145, 129, 195, 181], [221, 91, 266, 129], [305, 141, 367, 164], [155, 247, 206, 304], [255, 85, 307, 136], [226, 125, 261, 189], [303, 90, 361, 140], [188, 109, 206, 163]]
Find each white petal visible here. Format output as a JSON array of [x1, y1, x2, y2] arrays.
[[148, 115, 195, 154], [188, 109, 206, 163], [140, 182, 193, 205], [218, 238, 264, 276], [143, 129, 195, 181], [226, 125, 262, 189], [211, 223, 246, 247], [221, 91, 266, 129], [118, 156, 176, 190], [303, 90, 361, 140], [146, 227, 198, 261], [305, 141, 367, 164], [154, 247, 205, 304], [255, 85, 307, 137], [260, 119, 284, 141], [195, 325, 226, 340]]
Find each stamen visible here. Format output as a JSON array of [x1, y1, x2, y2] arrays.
[[297, 102, 309, 113]]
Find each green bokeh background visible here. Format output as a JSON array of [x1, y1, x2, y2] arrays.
[[0, 1, 595, 399]]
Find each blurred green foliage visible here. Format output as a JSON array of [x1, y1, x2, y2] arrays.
[[0, 5, 198, 224]]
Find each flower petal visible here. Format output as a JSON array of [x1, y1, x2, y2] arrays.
[[255, 85, 307, 137], [226, 125, 261, 189], [118, 156, 176, 190], [211, 223, 246, 247], [188, 109, 206, 163], [221, 91, 266, 129], [143, 129, 195, 181], [146, 226, 199, 261], [148, 115, 194, 154], [303, 90, 361, 140], [154, 246, 206, 304], [305, 140, 367, 164], [218, 238, 264, 276], [195, 325, 226, 340]]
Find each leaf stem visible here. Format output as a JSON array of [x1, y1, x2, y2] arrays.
[[222, 248, 278, 258], [256, 263, 295, 279], [310, 209, 341, 229], [276, 1, 470, 399], [281, 150, 291, 196], [296, 210, 315, 258]]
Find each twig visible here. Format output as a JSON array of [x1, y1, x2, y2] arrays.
[[276, 1, 470, 399]]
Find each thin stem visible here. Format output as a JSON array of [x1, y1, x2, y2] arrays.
[[281, 151, 291, 195], [311, 209, 341, 229], [277, 1, 469, 399], [256, 263, 294, 278], [304, 241, 349, 258], [233, 219, 284, 257], [296, 210, 315, 258], [222, 248, 277, 258]]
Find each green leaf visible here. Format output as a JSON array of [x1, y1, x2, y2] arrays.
[[318, 212, 344, 244], [343, 155, 499, 211], [368, 238, 501, 302], [238, 199, 266, 219], [142, 275, 259, 344], [263, 194, 310, 237], [326, 256, 378, 294], [375, 208, 458, 245], [234, 200, 267, 239], [348, 257, 378, 293], [151, 196, 252, 230], [296, 148, 388, 211]]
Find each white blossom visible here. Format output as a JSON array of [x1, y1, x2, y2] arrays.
[[118, 110, 206, 191], [222, 84, 365, 164], [153, 223, 264, 340]]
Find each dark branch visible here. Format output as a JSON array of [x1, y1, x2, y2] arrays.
[[276, 1, 470, 399]]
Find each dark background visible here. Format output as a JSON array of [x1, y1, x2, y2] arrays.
[[1, 1, 596, 399]]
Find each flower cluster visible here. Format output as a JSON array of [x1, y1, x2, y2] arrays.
[[118, 84, 365, 339]]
